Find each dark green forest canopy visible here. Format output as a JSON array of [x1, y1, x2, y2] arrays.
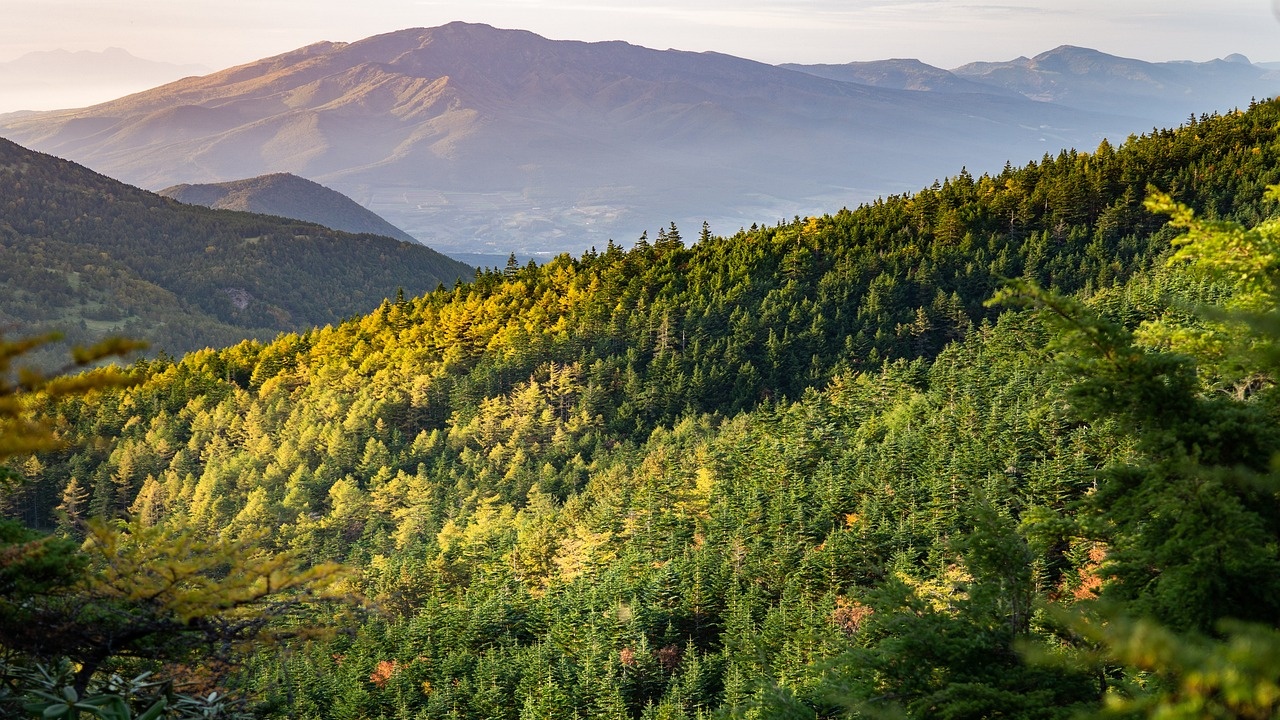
[[5, 100, 1280, 719], [0, 137, 474, 366]]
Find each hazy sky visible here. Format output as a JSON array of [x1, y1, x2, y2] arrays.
[[3, 0, 1279, 69]]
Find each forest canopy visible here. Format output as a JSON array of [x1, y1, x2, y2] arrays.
[[3, 100, 1280, 719]]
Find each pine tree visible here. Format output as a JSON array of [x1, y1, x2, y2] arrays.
[[54, 476, 88, 533]]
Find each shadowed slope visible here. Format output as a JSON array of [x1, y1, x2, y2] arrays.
[[0, 137, 474, 365]]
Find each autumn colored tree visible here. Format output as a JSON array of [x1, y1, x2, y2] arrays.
[[0, 334, 353, 718]]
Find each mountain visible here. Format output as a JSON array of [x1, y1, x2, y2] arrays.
[[0, 48, 210, 112], [951, 45, 1280, 119], [160, 173, 418, 243], [0, 23, 1141, 256], [779, 58, 1019, 96], [0, 137, 474, 367]]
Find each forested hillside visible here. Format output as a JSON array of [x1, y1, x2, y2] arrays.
[[5, 101, 1280, 719], [0, 137, 474, 366]]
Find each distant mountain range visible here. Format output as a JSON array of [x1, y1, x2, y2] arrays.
[[949, 46, 1278, 119], [779, 59, 1022, 96], [785, 47, 1279, 121], [0, 48, 209, 112], [0, 137, 473, 367], [1, 24, 1276, 255], [160, 173, 418, 243]]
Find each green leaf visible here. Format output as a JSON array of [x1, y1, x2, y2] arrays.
[[135, 697, 168, 720]]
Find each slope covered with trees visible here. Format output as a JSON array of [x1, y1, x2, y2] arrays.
[[0, 137, 474, 367], [5, 100, 1280, 719]]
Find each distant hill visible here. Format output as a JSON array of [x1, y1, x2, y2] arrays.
[[0, 137, 474, 367], [951, 46, 1280, 119], [0, 48, 209, 112], [0, 22, 1141, 256], [160, 173, 418, 243], [779, 59, 1019, 96], [783, 48, 1280, 122]]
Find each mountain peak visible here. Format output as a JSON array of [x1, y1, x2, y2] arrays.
[[1027, 45, 1130, 73], [348, 22, 548, 56], [1035, 45, 1098, 57]]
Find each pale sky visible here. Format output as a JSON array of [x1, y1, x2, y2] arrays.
[[2, 0, 1279, 69]]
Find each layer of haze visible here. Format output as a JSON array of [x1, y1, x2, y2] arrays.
[[5, 0, 1279, 71]]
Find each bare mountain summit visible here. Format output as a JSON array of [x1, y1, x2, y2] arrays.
[[161, 173, 418, 243], [0, 23, 1147, 255]]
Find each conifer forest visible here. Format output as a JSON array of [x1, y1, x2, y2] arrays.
[[6, 100, 1280, 719]]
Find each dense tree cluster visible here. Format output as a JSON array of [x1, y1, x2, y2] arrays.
[[4, 100, 1280, 718]]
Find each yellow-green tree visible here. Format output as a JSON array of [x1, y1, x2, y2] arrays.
[[0, 333, 353, 717]]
